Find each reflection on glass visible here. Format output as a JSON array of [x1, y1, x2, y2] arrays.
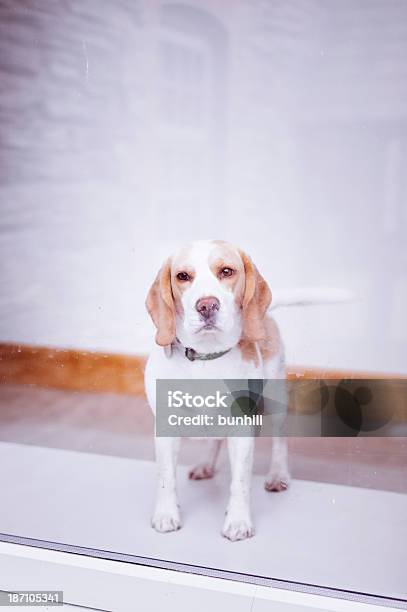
[[0, 0, 406, 605]]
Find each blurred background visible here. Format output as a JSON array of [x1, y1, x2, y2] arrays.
[[0, 0, 406, 372]]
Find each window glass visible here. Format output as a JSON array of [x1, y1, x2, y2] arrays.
[[0, 1, 406, 606]]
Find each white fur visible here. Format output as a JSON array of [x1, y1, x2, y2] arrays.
[[173, 241, 242, 354], [145, 241, 289, 541], [145, 343, 287, 541], [145, 240, 289, 542]]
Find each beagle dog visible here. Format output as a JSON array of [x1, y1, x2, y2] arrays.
[[144, 240, 289, 541]]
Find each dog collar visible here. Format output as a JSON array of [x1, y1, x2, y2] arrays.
[[184, 346, 232, 362], [174, 339, 232, 362]]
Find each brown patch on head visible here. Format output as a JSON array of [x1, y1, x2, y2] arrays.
[[170, 244, 195, 315], [208, 241, 245, 295], [238, 250, 272, 342], [145, 259, 176, 346]]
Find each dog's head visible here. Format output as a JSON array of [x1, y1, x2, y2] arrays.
[[146, 240, 271, 352]]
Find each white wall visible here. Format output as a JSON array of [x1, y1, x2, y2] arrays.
[[0, 0, 406, 373]]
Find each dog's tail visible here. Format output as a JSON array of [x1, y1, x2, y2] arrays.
[[270, 287, 355, 310]]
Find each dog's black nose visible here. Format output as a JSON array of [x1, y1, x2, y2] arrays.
[[195, 296, 220, 320]]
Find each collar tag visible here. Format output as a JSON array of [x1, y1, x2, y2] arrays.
[[185, 347, 196, 361], [183, 345, 231, 361]]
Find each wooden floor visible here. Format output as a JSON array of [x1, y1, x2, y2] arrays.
[[0, 383, 406, 493]]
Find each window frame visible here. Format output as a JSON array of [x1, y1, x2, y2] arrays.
[[0, 540, 400, 612]]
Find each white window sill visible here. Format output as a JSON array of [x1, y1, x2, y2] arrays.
[[0, 541, 398, 612]]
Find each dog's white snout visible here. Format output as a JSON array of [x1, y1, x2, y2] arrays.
[[195, 296, 220, 320]]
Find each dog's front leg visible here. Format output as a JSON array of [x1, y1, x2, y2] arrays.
[[152, 436, 181, 533], [222, 437, 254, 541]]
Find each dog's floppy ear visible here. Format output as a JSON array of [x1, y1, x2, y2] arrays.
[[146, 259, 176, 346], [239, 250, 272, 342]]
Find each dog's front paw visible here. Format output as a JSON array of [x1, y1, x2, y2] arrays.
[[188, 463, 215, 480], [222, 515, 254, 541], [152, 506, 181, 533]]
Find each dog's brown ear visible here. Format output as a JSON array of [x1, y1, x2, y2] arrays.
[[239, 250, 272, 342], [146, 259, 176, 346]]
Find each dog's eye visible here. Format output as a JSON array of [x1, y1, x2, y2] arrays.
[[220, 267, 234, 278], [176, 271, 191, 282]]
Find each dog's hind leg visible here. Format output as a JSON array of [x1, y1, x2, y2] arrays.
[[262, 374, 290, 492], [188, 439, 223, 480], [265, 436, 290, 492]]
